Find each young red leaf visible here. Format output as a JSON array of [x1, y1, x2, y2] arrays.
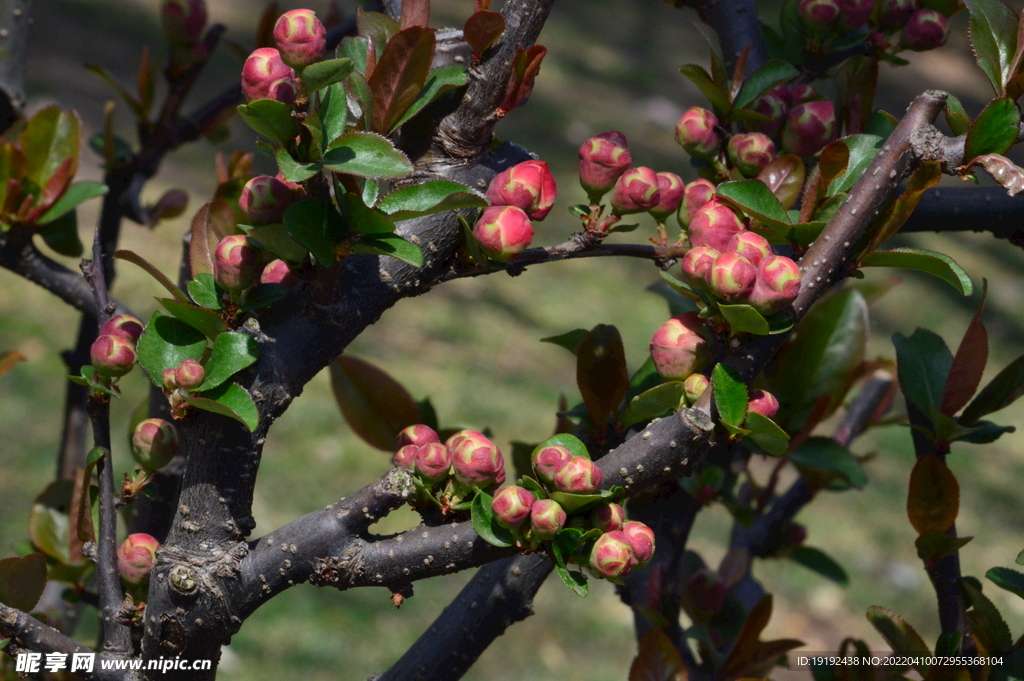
[[964, 154, 1024, 196], [368, 26, 436, 134], [576, 324, 628, 438], [500, 45, 547, 114], [907, 454, 959, 535], [628, 628, 687, 681], [757, 154, 805, 210], [330, 355, 421, 451], [941, 280, 988, 416], [189, 201, 217, 276], [399, 0, 430, 29], [38, 157, 75, 213], [0, 553, 47, 612], [718, 594, 773, 678], [463, 10, 505, 60]]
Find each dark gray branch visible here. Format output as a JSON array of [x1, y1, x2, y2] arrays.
[[690, 0, 769, 76], [901, 187, 1024, 244]]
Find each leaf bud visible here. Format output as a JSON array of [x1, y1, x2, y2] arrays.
[[747, 389, 781, 419], [473, 205, 534, 263], [622, 520, 655, 566], [397, 424, 441, 448], [99, 314, 144, 343], [414, 442, 453, 483], [837, 0, 873, 28], [532, 444, 572, 487], [748, 92, 788, 137], [680, 245, 720, 288], [261, 259, 299, 289], [214, 234, 261, 294], [393, 444, 418, 470], [687, 198, 745, 251], [708, 252, 757, 302], [686, 570, 727, 616], [486, 160, 557, 221], [590, 502, 625, 533], [648, 172, 685, 221], [879, 0, 919, 28], [747, 254, 801, 315], [798, 0, 840, 30], [725, 231, 772, 266], [173, 358, 205, 390], [683, 373, 710, 405], [161, 0, 207, 45], [132, 418, 181, 470], [781, 101, 837, 158], [901, 9, 949, 51], [448, 430, 506, 489], [679, 179, 717, 228], [240, 176, 294, 225], [241, 48, 297, 103]]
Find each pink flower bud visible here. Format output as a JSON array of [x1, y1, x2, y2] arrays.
[[837, 0, 873, 28], [473, 205, 534, 263], [747, 254, 801, 315], [162, 368, 178, 390], [532, 444, 572, 486], [675, 107, 720, 160], [727, 133, 776, 177], [552, 455, 602, 494], [91, 335, 137, 377], [748, 92, 788, 138], [397, 424, 440, 448], [414, 442, 453, 483], [530, 499, 567, 539], [492, 486, 535, 529], [214, 234, 261, 294], [486, 160, 557, 221], [709, 253, 757, 302], [591, 502, 625, 533], [578, 131, 633, 199], [241, 48, 297, 103], [725, 232, 772, 266], [648, 172, 685, 221], [99, 314, 144, 343], [782, 101, 837, 158], [784, 523, 808, 546], [240, 176, 294, 225], [869, 30, 891, 52], [266, 77, 299, 106], [748, 389, 780, 419], [680, 245, 720, 287], [173, 358, 205, 390], [687, 198, 745, 251], [393, 444, 417, 470], [679, 179, 717, 228], [448, 430, 506, 489], [686, 570, 727, 616], [274, 9, 327, 70], [610, 167, 661, 215], [260, 259, 299, 288], [161, 0, 207, 45], [683, 373, 710, 405], [649, 312, 712, 380], [132, 418, 180, 470], [590, 531, 633, 579], [879, 0, 918, 28], [901, 9, 949, 51], [118, 533, 160, 585], [799, 0, 840, 30], [622, 520, 655, 566]]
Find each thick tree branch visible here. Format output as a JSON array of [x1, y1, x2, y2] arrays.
[[690, 0, 769, 75], [901, 187, 1024, 244]]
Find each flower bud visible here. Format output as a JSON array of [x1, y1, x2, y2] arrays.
[[648, 172, 685, 221], [492, 486, 535, 529], [414, 442, 453, 483], [552, 455, 603, 494], [530, 499, 567, 539], [610, 167, 661, 216], [683, 373, 710, 405], [748, 92, 788, 137], [240, 176, 294, 225], [748, 389, 780, 419], [578, 131, 632, 199], [680, 245, 720, 288], [622, 520, 655, 566], [473, 205, 534, 263], [266, 77, 299, 106], [747, 254, 801, 315], [118, 534, 160, 585], [686, 570, 727, 616], [173, 358, 205, 390], [901, 9, 949, 51], [393, 444, 417, 470], [260, 259, 299, 288], [91, 335, 137, 377], [679, 179, 717, 228], [675, 107, 720, 160], [725, 232, 772, 266], [448, 430, 506, 488], [784, 522, 808, 546], [132, 418, 180, 470], [162, 368, 178, 390], [486, 161, 557, 221], [591, 502, 625, 533], [214, 234, 261, 294], [532, 444, 572, 487], [274, 9, 327, 70], [781, 101, 837, 158], [397, 424, 440, 448], [879, 0, 918, 28], [590, 531, 633, 579], [789, 84, 820, 105], [650, 312, 711, 380], [837, 0, 873, 28], [709, 253, 757, 302], [687, 198, 745, 251], [161, 0, 207, 45], [242, 48, 297, 103], [99, 314, 144, 343], [727, 133, 776, 177], [798, 0, 840, 30], [150, 189, 190, 223]]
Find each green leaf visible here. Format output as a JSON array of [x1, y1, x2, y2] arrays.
[[377, 180, 487, 221], [678, 64, 732, 115], [20, 107, 80, 190], [303, 58, 355, 93], [532, 433, 591, 461], [283, 198, 347, 267], [318, 82, 349, 148], [38, 181, 107, 224], [240, 283, 290, 312], [550, 490, 618, 515], [237, 99, 300, 147], [787, 546, 849, 586], [555, 563, 589, 597], [115, 249, 190, 303], [790, 221, 827, 249], [329, 355, 421, 451], [962, 579, 1014, 654], [743, 411, 790, 456], [952, 419, 1016, 443], [866, 110, 900, 138], [352, 233, 424, 267], [621, 381, 686, 429], [341, 192, 396, 234], [965, 0, 1019, 94], [719, 303, 770, 336], [28, 481, 72, 564], [275, 148, 321, 183], [195, 332, 259, 391], [733, 60, 799, 109], [577, 325, 629, 435], [323, 132, 413, 179], [37, 211, 83, 257], [944, 94, 971, 136], [244, 223, 310, 263], [540, 329, 590, 357], [712, 363, 747, 427], [716, 180, 791, 228], [187, 273, 221, 309], [893, 328, 954, 417], [962, 353, 1024, 424], [915, 531, 973, 560], [964, 97, 1021, 160], [157, 298, 227, 340], [827, 135, 884, 195], [471, 491, 514, 547], [390, 65, 469, 131], [184, 381, 259, 432], [987, 566, 1024, 600], [789, 437, 867, 490], [866, 606, 931, 674], [0, 553, 47, 611], [136, 312, 207, 387], [861, 248, 972, 296]]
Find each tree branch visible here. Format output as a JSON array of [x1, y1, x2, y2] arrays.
[[690, 0, 769, 75], [900, 187, 1024, 244]]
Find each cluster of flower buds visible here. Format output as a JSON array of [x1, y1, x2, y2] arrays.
[[491, 486, 568, 541], [118, 533, 160, 585], [132, 418, 181, 470], [161, 0, 209, 73], [241, 9, 327, 103], [89, 315, 145, 382], [589, 520, 655, 579], [795, 0, 948, 53], [747, 84, 836, 158], [474, 160, 557, 262], [160, 357, 207, 418]]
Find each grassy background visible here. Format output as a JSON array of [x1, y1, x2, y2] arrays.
[[1, 0, 1023, 678]]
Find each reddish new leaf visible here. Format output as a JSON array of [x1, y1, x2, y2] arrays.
[[757, 155, 805, 210], [368, 27, 436, 134], [907, 454, 959, 535], [965, 154, 1024, 196], [189, 202, 217, 276], [719, 594, 774, 678], [500, 45, 547, 114], [576, 324, 628, 438], [941, 280, 988, 416], [475, 0, 492, 10], [629, 628, 687, 681], [0, 553, 47, 612], [330, 355, 421, 451], [400, 0, 430, 29], [729, 45, 750, 102], [464, 10, 505, 60], [37, 157, 75, 215]]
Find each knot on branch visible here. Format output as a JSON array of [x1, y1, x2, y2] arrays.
[[310, 543, 366, 588]]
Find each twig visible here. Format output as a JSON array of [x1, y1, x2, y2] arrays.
[[689, 0, 769, 75]]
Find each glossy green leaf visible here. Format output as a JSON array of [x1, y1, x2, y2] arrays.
[[621, 381, 685, 428], [577, 324, 629, 435], [0, 553, 47, 611], [789, 437, 867, 490], [987, 566, 1024, 600], [38, 181, 107, 224], [341, 192, 396, 233], [866, 110, 900, 138], [195, 332, 259, 391], [743, 411, 790, 456], [318, 82, 349, 148], [550, 490, 618, 515], [790, 221, 827, 249], [184, 381, 259, 432], [964, 97, 1020, 160], [915, 531, 973, 560], [69, 365, 119, 397], [391, 65, 469, 131], [352, 233, 424, 266], [283, 198, 346, 267], [37, 211, 83, 257], [693, 22, 728, 89], [712, 363, 747, 427], [28, 481, 72, 564], [827, 135, 884, 195], [532, 433, 591, 461], [717, 180, 791, 228], [377, 180, 487, 221], [20, 107, 80, 189], [244, 223, 310, 263], [303, 57, 355, 93], [157, 298, 227, 340], [719, 303, 770, 336], [861, 248, 972, 296], [965, 0, 1019, 94], [239, 283, 289, 312], [952, 419, 1016, 443], [733, 60, 799, 109], [962, 353, 1024, 424], [893, 328, 953, 418], [540, 329, 590, 357], [187, 273, 221, 309], [324, 132, 413, 179], [944, 94, 971, 136], [678, 64, 732, 115], [787, 546, 849, 586], [137, 312, 207, 387], [275, 148, 321, 183], [471, 491, 514, 547], [237, 99, 299, 147], [330, 354, 421, 451]]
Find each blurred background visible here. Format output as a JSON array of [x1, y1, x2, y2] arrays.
[[1, 0, 1023, 678]]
